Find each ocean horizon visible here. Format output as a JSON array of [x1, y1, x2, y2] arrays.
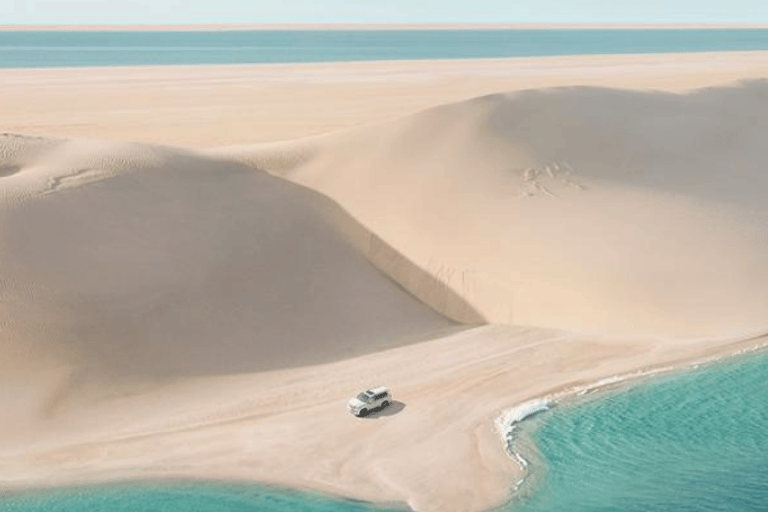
[[2, 28, 768, 68]]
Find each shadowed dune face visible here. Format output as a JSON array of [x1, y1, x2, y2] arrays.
[[280, 80, 768, 338], [0, 164, 22, 177], [0, 140, 454, 381]]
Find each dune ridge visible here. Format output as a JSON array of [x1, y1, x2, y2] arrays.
[[242, 80, 768, 338], [2, 79, 768, 512], [0, 134, 456, 377]]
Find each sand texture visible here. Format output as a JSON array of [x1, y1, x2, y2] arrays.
[[2, 57, 768, 512]]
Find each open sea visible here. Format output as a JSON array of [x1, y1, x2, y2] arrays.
[[2, 29, 768, 68], [3, 349, 768, 511]]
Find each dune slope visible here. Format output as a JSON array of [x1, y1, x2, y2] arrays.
[[239, 80, 768, 339], [0, 133, 455, 431]]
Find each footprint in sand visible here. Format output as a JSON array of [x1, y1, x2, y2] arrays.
[[516, 160, 586, 197]]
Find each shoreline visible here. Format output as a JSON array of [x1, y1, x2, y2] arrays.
[[3, 49, 768, 73], [2, 333, 767, 511], [495, 334, 768, 504], [2, 326, 768, 512]]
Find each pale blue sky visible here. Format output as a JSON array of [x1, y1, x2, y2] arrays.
[[4, 0, 767, 25]]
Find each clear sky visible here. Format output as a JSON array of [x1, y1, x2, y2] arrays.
[[4, 0, 768, 25]]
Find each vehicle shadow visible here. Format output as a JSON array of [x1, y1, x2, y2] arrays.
[[363, 400, 406, 419]]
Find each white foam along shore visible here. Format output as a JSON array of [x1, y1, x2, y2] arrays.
[[495, 399, 553, 459], [2, 54, 768, 512], [494, 397, 554, 484]]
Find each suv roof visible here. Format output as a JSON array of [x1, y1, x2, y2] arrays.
[[368, 386, 389, 395]]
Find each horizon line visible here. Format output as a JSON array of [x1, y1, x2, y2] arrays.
[[4, 22, 768, 32]]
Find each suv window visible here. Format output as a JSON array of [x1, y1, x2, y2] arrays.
[[374, 392, 387, 400]]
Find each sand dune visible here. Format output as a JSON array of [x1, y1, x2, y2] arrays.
[[3, 77, 768, 512], [230, 80, 768, 339], [0, 133, 456, 429]]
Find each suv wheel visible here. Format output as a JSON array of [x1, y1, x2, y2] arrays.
[[358, 408, 369, 417], [381, 400, 390, 409]]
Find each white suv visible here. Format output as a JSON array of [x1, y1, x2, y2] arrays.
[[347, 386, 392, 417]]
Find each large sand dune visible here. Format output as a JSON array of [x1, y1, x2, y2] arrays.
[[0, 133, 455, 431], [233, 80, 768, 339], [3, 77, 768, 512]]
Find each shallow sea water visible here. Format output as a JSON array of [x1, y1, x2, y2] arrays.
[[504, 349, 768, 512], [0, 482, 405, 512]]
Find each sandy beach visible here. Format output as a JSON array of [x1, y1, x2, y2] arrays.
[[2, 52, 768, 512]]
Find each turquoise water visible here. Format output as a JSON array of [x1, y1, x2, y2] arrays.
[[0, 482, 405, 512], [506, 350, 768, 512], [3, 351, 768, 511], [3, 29, 768, 68]]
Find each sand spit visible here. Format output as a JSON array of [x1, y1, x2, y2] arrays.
[[3, 79, 768, 512]]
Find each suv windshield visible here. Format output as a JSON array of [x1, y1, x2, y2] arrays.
[[356, 392, 373, 403]]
